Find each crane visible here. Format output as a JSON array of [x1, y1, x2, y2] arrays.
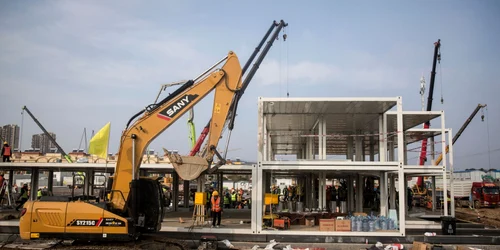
[[19, 20, 287, 242], [189, 20, 287, 163], [434, 104, 487, 165], [21, 106, 73, 163], [416, 39, 441, 190]]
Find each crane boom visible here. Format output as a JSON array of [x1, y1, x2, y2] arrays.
[[417, 39, 441, 188], [189, 20, 287, 158], [434, 104, 486, 165], [22, 106, 73, 163]]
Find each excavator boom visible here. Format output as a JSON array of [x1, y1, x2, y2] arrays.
[[110, 51, 242, 211]]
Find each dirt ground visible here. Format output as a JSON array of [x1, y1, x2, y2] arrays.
[[455, 207, 500, 229]]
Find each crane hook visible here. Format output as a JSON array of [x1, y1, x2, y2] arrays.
[[283, 33, 287, 41]]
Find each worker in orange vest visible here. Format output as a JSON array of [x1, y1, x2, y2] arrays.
[[2, 142, 12, 162], [210, 190, 222, 228]]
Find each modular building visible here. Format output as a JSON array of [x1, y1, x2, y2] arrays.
[[252, 96, 455, 237]]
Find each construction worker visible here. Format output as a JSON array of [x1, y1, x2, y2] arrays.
[[231, 190, 237, 208], [210, 190, 222, 228], [236, 189, 243, 209], [206, 187, 212, 210], [223, 191, 230, 208], [16, 184, 29, 211], [37, 188, 43, 200], [2, 142, 12, 162], [407, 187, 413, 211]]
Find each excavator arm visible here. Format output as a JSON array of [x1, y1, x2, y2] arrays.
[[110, 51, 242, 211]]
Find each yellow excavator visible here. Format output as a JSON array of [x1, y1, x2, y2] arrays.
[[19, 20, 287, 242]]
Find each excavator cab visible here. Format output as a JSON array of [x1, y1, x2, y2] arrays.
[[106, 176, 165, 233]]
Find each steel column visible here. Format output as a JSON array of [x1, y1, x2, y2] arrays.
[[396, 96, 406, 235], [432, 176, 436, 212], [380, 114, 388, 162], [183, 180, 189, 211], [403, 133, 408, 165], [30, 168, 39, 201], [390, 174, 396, 209], [47, 170, 53, 194], [318, 117, 323, 160], [347, 137, 353, 160], [173, 172, 179, 212], [355, 136, 363, 162], [322, 117, 326, 159], [258, 98, 265, 163], [356, 174, 363, 212], [448, 129, 455, 217], [251, 164, 258, 233], [7, 170, 13, 195], [441, 111, 448, 216], [256, 165, 263, 233], [380, 172, 388, 216], [347, 176, 354, 211], [369, 136, 375, 161], [263, 115, 268, 161], [305, 174, 311, 208]]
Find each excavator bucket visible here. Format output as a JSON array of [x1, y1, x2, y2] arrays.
[[166, 153, 209, 181]]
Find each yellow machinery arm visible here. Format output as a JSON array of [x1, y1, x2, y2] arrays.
[[110, 51, 242, 211]]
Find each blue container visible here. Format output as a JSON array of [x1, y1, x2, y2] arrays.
[[381, 218, 388, 230], [368, 220, 375, 232], [356, 218, 362, 232]]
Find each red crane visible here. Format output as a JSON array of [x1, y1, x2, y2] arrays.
[[417, 39, 441, 189]]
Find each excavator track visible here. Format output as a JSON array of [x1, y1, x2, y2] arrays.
[[46, 236, 189, 250], [136, 235, 189, 250]]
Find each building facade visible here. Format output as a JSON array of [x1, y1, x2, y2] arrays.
[[1, 124, 20, 151], [31, 132, 57, 154]]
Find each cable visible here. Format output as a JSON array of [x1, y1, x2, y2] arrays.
[[279, 32, 282, 97], [20, 109, 24, 153], [439, 54, 444, 104], [485, 107, 492, 169], [285, 26, 289, 98]]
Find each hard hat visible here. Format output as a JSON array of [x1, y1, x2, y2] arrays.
[[212, 191, 219, 196], [3, 141, 6, 144]]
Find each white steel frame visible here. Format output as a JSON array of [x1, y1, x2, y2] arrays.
[[255, 96, 454, 237]]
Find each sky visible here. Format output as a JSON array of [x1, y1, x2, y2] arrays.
[[0, 1, 499, 170]]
